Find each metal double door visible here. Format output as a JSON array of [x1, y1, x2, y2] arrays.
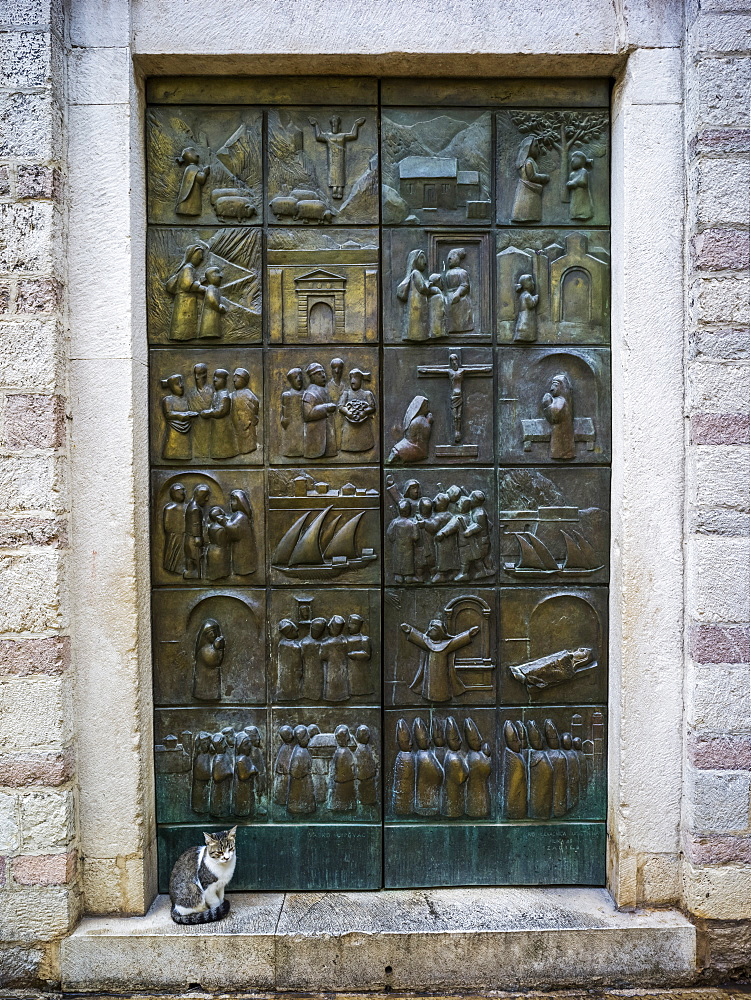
[[148, 75, 611, 890]]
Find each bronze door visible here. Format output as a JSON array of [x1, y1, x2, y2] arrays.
[[147, 76, 611, 891]]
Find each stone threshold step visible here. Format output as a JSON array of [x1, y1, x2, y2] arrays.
[[61, 887, 696, 993]]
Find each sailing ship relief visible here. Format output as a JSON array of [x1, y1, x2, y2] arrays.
[[269, 473, 379, 582], [500, 503, 604, 578]]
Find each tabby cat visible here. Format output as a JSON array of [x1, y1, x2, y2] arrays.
[[169, 826, 237, 924]]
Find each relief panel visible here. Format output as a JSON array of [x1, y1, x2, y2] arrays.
[[496, 230, 610, 345], [383, 345, 494, 466], [383, 469, 496, 587], [147, 107, 262, 226], [269, 708, 381, 823], [150, 349, 264, 466], [384, 708, 496, 821], [151, 468, 265, 587], [267, 347, 379, 465], [152, 588, 266, 706], [496, 109, 609, 227], [499, 586, 608, 706], [384, 588, 497, 707], [497, 346, 611, 465], [268, 588, 381, 706], [498, 467, 610, 585], [267, 467, 380, 587], [267, 107, 378, 225], [147, 227, 262, 345], [382, 228, 492, 343], [381, 108, 492, 226], [154, 707, 269, 824], [267, 229, 379, 344], [497, 706, 606, 822]]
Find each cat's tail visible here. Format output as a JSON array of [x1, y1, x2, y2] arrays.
[[170, 898, 230, 925]]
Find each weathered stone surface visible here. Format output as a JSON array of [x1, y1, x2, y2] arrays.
[[693, 158, 751, 227], [684, 861, 751, 920], [692, 229, 751, 271], [0, 791, 20, 852], [691, 275, 750, 325], [61, 892, 283, 991], [0, 92, 61, 160], [61, 888, 695, 992], [0, 885, 78, 942], [691, 413, 750, 445], [20, 789, 74, 852], [692, 734, 751, 770], [691, 14, 751, 54], [0, 750, 72, 785], [688, 537, 750, 623], [690, 624, 751, 663], [3, 393, 65, 449], [0, 30, 51, 90], [0, 202, 57, 272], [688, 834, 751, 865], [16, 278, 62, 313], [0, 677, 67, 752], [691, 507, 750, 536], [690, 444, 750, 508], [12, 851, 76, 886], [690, 326, 750, 361], [687, 769, 751, 833], [688, 361, 750, 412], [16, 165, 60, 201]]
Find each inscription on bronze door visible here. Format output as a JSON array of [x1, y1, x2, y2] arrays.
[[147, 76, 611, 891]]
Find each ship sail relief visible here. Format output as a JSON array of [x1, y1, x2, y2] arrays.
[[272, 505, 376, 578]]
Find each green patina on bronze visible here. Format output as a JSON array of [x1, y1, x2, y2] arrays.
[[147, 76, 611, 891]]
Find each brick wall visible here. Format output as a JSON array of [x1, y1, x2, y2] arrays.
[[0, 0, 80, 987], [683, 0, 751, 977]]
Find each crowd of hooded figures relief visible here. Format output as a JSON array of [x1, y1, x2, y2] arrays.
[[392, 716, 492, 819], [501, 715, 602, 820], [391, 714, 601, 821], [386, 476, 494, 583], [160, 362, 260, 462], [162, 484, 257, 580], [273, 723, 379, 816]]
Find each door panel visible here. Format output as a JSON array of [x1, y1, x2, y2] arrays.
[[147, 78, 610, 892]]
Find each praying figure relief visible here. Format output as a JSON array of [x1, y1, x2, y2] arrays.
[[541, 372, 575, 460], [309, 115, 366, 199], [391, 716, 491, 819], [566, 151, 594, 221], [273, 721, 379, 816], [273, 601, 374, 704], [158, 364, 260, 462], [514, 274, 539, 343], [175, 147, 210, 216], [280, 358, 377, 460], [387, 396, 434, 464], [193, 619, 225, 700], [161, 484, 257, 582]]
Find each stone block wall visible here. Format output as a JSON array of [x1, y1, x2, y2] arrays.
[[683, 0, 751, 979], [0, 0, 80, 987]]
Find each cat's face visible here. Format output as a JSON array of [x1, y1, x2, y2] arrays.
[[204, 826, 237, 861]]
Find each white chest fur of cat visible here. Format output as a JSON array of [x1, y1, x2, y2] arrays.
[[169, 826, 237, 924]]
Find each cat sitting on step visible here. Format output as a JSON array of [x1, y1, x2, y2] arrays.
[[169, 826, 237, 924]]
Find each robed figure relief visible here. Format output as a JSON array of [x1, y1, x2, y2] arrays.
[[511, 137, 550, 223], [193, 618, 225, 701], [401, 618, 480, 703], [174, 147, 210, 216], [542, 372, 575, 459], [309, 115, 366, 199]]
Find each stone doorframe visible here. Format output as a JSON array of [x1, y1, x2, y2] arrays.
[[67, 33, 684, 913]]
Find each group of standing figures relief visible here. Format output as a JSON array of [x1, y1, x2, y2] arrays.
[[397, 247, 474, 342], [281, 358, 376, 459], [162, 485, 257, 581], [386, 477, 494, 584], [273, 723, 378, 815], [160, 363, 259, 461], [276, 612, 372, 703], [165, 244, 228, 342], [190, 726, 266, 819], [501, 717, 598, 820], [392, 716, 492, 819]]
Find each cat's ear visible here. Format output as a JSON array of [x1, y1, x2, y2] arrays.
[[204, 831, 216, 845], [228, 826, 238, 838]]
